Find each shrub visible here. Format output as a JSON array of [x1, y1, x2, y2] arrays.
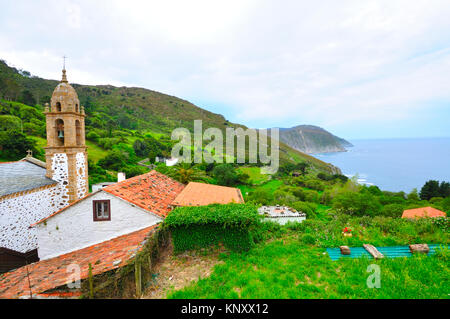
[[164, 204, 261, 252], [432, 217, 449, 233], [291, 201, 316, 218], [332, 192, 382, 217], [212, 164, 239, 186], [273, 190, 297, 205], [301, 233, 316, 245], [86, 131, 101, 142], [247, 188, 274, 205], [304, 178, 325, 191], [303, 189, 320, 203], [381, 204, 405, 218]]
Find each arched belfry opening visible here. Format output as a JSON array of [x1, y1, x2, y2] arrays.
[[55, 119, 64, 146], [56, 102, 62, 112]]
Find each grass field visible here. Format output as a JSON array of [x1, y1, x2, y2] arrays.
[[238, 167, 270, 185], [168, 230, 449, 299], [238, 180, 283, 198]]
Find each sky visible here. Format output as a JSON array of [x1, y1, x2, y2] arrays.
[[1, 0, 450, 139]]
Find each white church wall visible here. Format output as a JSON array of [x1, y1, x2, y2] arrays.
[[0, 184, 66, 253], [75, 152, 87, 199], [51, 153, 70, 207], [36, 190, 162, 260]]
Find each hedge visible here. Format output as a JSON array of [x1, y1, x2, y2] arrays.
[[164, 203, 261, 252]]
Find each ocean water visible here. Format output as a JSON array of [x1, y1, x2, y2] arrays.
[[314, 137, 450, 193]]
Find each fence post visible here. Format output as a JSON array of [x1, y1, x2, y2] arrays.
[[88, 263, 94, 299], [135, 259, 142, 298]]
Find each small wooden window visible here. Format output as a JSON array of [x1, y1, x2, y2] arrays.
[[93, 200, 111, 221]]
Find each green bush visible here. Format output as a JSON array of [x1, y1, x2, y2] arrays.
[[381, 203, 405, 217], [291, 201, 316, 218], [164, 203, 261, 253], [332, 192, 382, 216], [301, 233, 316, 245], [247, 188, 274, 205]]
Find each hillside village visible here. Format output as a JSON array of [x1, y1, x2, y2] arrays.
[[0, 66, 449, 299]]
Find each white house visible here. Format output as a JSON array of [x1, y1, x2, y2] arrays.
[[32, 170, 185, 260]]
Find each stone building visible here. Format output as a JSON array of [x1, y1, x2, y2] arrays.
[[0, 68, 88, 272]]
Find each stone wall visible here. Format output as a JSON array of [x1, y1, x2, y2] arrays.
[[0, 184, 66, 253]]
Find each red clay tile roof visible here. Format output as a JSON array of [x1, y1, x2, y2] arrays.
[[402, 206, 447, 219], [103, 170, 184, 218], [0, 225, 156, 299], [31, 170, 184, 226], [172, 182, 244, 206]]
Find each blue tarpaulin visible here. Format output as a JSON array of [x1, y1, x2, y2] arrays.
[[326, 244, 448, 261]]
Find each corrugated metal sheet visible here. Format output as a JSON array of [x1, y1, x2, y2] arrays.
[[326, 244, 448, 261]]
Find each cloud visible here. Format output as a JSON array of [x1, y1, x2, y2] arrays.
[[0, 0, 449, 138]]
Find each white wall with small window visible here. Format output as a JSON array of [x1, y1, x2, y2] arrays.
[[35, 190, 162, 260]]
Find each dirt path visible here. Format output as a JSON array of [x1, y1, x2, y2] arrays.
[[142, 244, 224, 299]]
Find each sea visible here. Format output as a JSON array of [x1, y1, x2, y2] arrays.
[[313, 137, 450, 193]]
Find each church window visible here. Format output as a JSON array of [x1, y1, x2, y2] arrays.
[[93, 200, 111, 221], [56, 102, 62, 112]]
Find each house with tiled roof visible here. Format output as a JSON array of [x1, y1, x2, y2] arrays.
[[401, 206, 447, 219], [172, 182, 244, 206], [33, 170, 184, 261]]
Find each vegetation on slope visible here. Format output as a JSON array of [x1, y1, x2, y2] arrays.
[[0, 58, 338, 182]]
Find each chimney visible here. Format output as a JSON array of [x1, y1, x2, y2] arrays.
[[117, 172, 126, 182]]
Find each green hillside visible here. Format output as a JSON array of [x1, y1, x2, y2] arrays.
[[0, 58, 339, 177]]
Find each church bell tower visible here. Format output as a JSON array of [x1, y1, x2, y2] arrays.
[[44, 68, 88, 204]]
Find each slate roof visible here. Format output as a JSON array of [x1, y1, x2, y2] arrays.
[[0, 225, 156, 299], [103, 170, 185, 218], [172, 182, 244, 206], [0, 158, 56, 197]]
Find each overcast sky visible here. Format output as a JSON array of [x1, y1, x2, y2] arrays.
[[1, 0, 450, 139]]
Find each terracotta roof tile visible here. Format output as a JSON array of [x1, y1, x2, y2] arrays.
[[103, 170, 184, 218], [172, 182, 244, 206], [0, 225, 156, 299], [402, 206, 447, 219]]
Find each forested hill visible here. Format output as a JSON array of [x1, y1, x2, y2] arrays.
[[0, 59, 242, 133], [0, 59, 340, 176]]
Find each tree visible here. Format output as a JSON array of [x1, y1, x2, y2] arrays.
[[169, 163, 206, 184], [18, 90, 36, 106], [439, 181, 450, 198], [212, 164, 239, 186], [0, 130, 38, 160], [247, 188, 274, 205], [381, 204, 404, 217], [420, 180, 441, 200], [332, 192, 382, 217], [97, 149, 128, 171], [407, 188, 420, 201], [0, 115, 22, 131], [296, 162, 310, 175]]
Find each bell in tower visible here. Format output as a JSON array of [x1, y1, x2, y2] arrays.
[[44, 66, 89, 204]]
